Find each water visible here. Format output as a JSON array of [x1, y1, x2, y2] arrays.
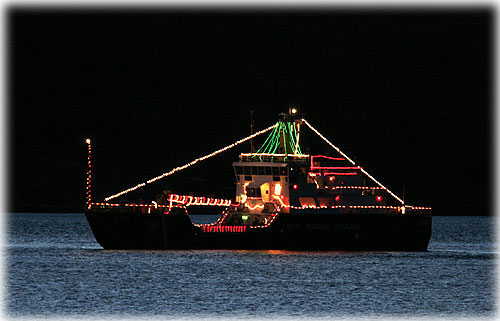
[[5, 214, 496, 318]]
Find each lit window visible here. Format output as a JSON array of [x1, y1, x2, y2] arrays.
[[274, 183, 282, 195]]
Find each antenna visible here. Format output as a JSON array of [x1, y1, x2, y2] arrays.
[[250, 110, 256, 153], [402, 181, 406, 205]]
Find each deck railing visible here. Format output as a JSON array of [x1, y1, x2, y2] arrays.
[[239, 153, 309, 163]]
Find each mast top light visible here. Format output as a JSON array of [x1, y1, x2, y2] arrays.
[[86, 138, 91, 144]]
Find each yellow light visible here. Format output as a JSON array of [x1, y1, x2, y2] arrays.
[[273, 195, 285, 207], [274, 183, 282, 196], [86, 138, 91, 144]]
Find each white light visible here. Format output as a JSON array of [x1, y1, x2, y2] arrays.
[[291, 108, 297, 114], [240, 153, 309, 157], [302, 118, 404, 205], [105, 123, 278, 201], [86, 138, 91, 144], [274, 183, 282, 196]]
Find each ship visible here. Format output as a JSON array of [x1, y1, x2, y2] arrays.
[[85, 108, 432, 250]]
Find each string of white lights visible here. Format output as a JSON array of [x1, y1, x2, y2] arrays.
[[239, 153, 309, 157], [302, 119, 404, 205], [105, 123, 278, 201], [86, 139, 92, 207]]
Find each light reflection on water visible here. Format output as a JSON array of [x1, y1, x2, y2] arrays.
[[6, 214, 496, 317]]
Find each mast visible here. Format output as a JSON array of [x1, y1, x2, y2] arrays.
[[250, 110, 256, 153]]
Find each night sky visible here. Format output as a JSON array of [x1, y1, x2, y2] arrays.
[[9, 7, 491, 215]]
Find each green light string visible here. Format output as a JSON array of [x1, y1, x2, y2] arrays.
[[266, 124, 280, 155], [291, 122, 302, 154], [283, 122, 288, 156], [266, 124, 280, 154], [287, 122, 296, 153], [250, 121, 302, 158], [255, 123, 278, 155], [289, 123, 296, 153], [287, 122, 295, 160], [271, 123, 282, 154], [289, 124, 295, 152]]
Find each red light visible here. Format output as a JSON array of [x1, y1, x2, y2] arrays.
[[329, 176, 334, 181], [310, 166, 360, 170], [335, 195, 340, 202], [293, 184, 298, 189], [376, 196, 382, 202], [323, 172, 358, 176]]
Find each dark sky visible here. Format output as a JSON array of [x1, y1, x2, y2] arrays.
[[9, 7, 491, 215]]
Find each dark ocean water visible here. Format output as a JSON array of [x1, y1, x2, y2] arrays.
[[5, 214, 496, 318]]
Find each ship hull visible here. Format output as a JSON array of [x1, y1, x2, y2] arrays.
[[85, 210, 431, 251]]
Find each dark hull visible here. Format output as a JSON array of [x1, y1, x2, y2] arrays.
[[85, 210, 432, 251]]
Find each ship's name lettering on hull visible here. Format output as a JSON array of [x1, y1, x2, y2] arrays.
[[285, 223, 331, 230], [334, 223, 360, 230], [306, 223, 330, 230]]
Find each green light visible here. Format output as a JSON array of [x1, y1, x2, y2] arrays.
[[241, 215, 249, 221], [253, 120, 303, 156]]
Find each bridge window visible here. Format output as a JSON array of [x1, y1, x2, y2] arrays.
[[247, 187, 262, 197], [235, 166, 243, 175]]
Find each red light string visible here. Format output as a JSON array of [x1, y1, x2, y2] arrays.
[[322, 172, 358, 176], [202, 225, 247, 233], [285, 204, 431, 211], [90, 202, 177, 208], [310, 166, 361, 170], [168, 194, 233, 207], [193, 208, 232, 228], [311, 155, 345, 161], [329, 186, 384, 190], [89, 202, 431, 212], [104, 123, 278, 201], [302, 119, 405, 205]]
